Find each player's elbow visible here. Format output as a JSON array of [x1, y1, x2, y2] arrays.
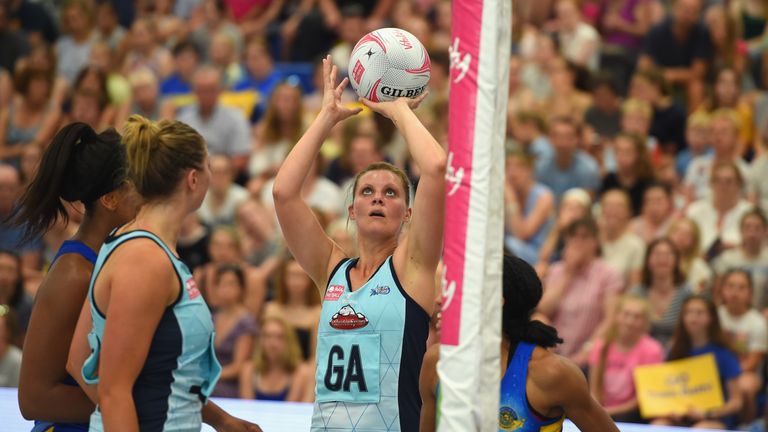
[[421, 154, 447, 178], [18, 383, 43, 420]]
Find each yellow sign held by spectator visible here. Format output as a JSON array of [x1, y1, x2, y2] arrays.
[[634, 353, 725, 418]]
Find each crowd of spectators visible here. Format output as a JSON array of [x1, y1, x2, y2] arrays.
[[0, 0, 767, 429]]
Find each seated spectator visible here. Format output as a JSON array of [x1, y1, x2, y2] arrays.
[[0, 66, 59, 166], [584, 75, 622, 141], [56, 0, 97, 85], [64, 89, 108, 131], [599, 0, 655, 56], [630, 238, 693, 347], [198, 155, 249, 227], [507, 56, 537, 117], [619, 98, 657, 151], [193, 226, 264, 311], [233, 37, 284, 123], [0, 3, 30, 73], [747, 138, 767, 210], [638, 0, 712, 109], [718, 269, 767, 423], [160, 40, 199, 104], [537, 188, 592, 276], [0, 307, 21, 386], [677, 111, 712, 177], [177, 213, 211, 273], [631, 183, 678, 243], [94, 1, 125, 50], [668, 217, 713, 293], [210, 30, 244, 89], [521, 33, 556, 102], [686, 161, 754, 257], [122, 18, 173, 79], [554, 0, 601, 71], [504, 151, 555, 265], [704, 6, 748, 84], [654, 296, 742, 429], [629, 68, 687, 154], [248, 82, 306, 185], [235, 199, 279, 269], [114, 68, 170, 127], [0, 165, 42, 274], [539, 217, 624, 366], [535, 116, 600, 201], [177, 67, 252, 173], [263, 255, 321, 362], [685, 108, 751, 201], [599, 132, 655, 215], [0, 250, 32, 338], [506, 110, 553, 162], [699, 67, 754, 156], [191, 0, 243, 63], [600, 190, 646, 287], [16, 44, 70, 108], [538, 58, 593, 121], [212, 264, 258, 398], [589, 295, 664, 423], [713, 209, 768, 312], [88, 42, 131, 107], [238, 316, 314, 402], [260, 155, 341, 223]]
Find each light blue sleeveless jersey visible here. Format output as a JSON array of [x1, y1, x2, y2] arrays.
[[312, 257, 429, 432], [81, 230, 221, 432]]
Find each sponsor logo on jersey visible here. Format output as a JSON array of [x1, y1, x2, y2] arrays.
[[186, 278, 201, 299], [370, 285, 391, 296], [330, 305, 369, 330], [325, 284, 345, 301], [498, 406, 525, 431]]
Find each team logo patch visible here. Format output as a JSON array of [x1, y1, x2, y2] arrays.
[[370, 285, 391, 296], [330, 305, 368, 330], [325, 285, 345, 301], [499, 406, 525, 431], [186, 279, 201, 299]]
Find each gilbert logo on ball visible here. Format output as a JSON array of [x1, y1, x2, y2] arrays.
[[348, 28, 431, 102]]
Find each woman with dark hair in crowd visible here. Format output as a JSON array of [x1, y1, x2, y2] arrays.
[[212, 264, 258, 398], [8, 123, 137, 431], [630, 238, 693, 347], [420, 255, 619, 431], [629, 68, 686, 154], [599, 132, 655, 216], [0, 66, 60, 165], [66, 115, 259, 431], [653, 295, 743, 429], [263, 255, 321, 362], [0, 250, 33, 338]]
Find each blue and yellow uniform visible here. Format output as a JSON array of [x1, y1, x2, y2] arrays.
[[499, 342, 565, 432], [81, 230, 221, 432], [31, 240, 97, 432], [312, 256, 429, 431]]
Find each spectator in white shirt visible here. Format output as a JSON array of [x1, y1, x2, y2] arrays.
[[198, 155, 249, 228], [686, 161, 754, 257], [718, 269, 767, 423], [555, 0, 601, 71]]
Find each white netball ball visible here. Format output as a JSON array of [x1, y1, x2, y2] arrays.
[[348, 27, 431, 102]]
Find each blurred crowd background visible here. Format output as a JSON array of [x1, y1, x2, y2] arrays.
[[0, 0, 766, 428]]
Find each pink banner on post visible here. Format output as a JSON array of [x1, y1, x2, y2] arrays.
[[441, 0, 482, 347]]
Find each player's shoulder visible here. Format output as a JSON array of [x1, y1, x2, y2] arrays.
[[528, 347, 586, 393]]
